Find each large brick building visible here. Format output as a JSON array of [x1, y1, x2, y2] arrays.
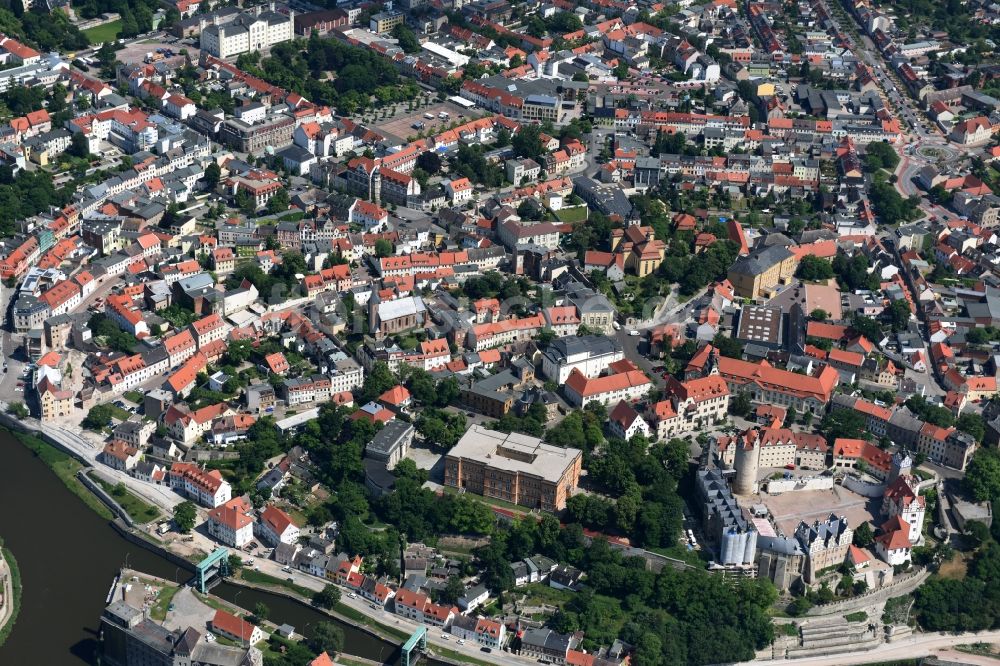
[[444, 425, 582, 511]]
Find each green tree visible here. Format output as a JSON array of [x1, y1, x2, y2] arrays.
[[204, 162, 221, 190], [820, 408, 867, 442], [82, 404, 116, 430], [853, 521, 874, 548], [266, 188, 290, 215], [966, 448, 1000, 502], [796, 255, 834, 281], [810, 309, 828, 321], [312, 584, 341, 609], [68, 131, 89, 158], [374, 238, 393, 257], [252, 602, 269, 624], [957, 413, 986, 444], [173, 501, 197, 533], [730, 391, 752, 417], [307, 622, 344, 656], [6, 402, 28, 418], [438, 576, 465, 604], [391, 23, 420, 53]]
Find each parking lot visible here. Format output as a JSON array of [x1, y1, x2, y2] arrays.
[[116, 39, 198, 66], [372, 100, 478, 142]]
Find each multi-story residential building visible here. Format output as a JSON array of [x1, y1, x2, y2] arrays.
[[563, 360, 651, 408], [13, 294, 48, 332], [169, 462, 232, 507], [539, 338, 620, 390], [280, 375, 332, 406], [519, 629, 575, 665], [199, 6, 294, 59], [444, 425, 582, 511], [497, 220, 561, 251], [467, 314, 545, 351], [652, 375, 730, 439], [207, 496, 254, 547], [163, 329, 197, 367], [450, 616, 506, 649], [100, 440, 141, 472], [220, 113, 295, 152], [831, 438, 894, 480], [256, 505, 300, 545], [392, 588, 456, 628], [369, 10, 404, 33], [190, 313, 230, 349], [37, 376, 73, 421]]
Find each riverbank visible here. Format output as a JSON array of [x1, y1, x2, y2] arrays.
[[5, 427, 114, 521], [0, 547, 22, 648]]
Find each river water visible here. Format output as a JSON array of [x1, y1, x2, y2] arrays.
[[0, 431, 423, 665]]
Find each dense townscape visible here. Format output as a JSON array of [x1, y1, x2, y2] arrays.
[[3, 0, 1000, 663]]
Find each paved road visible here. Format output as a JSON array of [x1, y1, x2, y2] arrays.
[[741, 630, 1000, 666], [245, 557, 537, 666], [37, 423, 183, 512]]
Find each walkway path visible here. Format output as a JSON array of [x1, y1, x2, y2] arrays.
[[740, 630, 1000, 666], [0, 550, 16, 642]]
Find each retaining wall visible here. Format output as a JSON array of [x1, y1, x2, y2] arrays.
[[805, 568, 929, 616], [79, 470, 135, 528], [842, 474, 886, 498], [109, 519, 198, 573], [766, 476, 835, 494]]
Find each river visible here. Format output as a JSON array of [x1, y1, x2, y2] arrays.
[[0, 431, 428, 665]]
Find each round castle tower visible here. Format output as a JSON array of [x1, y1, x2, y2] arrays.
[[733, 431, 760, 495]]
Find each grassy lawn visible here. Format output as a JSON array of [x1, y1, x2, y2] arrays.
[[149, 584, 181, 621], [439, 485, 528, 515], [238, 570, 315, 598], [646, 545, 708, 566], [0, 548, 22, 647], [83, 19, 122, 45], [123, 390, 145, 404], [554, 206, 588, 223], [93, 475, 160, 524], [937, 554, 968, 580], [10, 429, 114, 520], [518, 583, 573, 608], [775, 622, 798, 637], [107, 404, 132, 422]]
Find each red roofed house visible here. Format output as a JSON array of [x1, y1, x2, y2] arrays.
[[256, 505, 300, 545], [608, 400, 651, 440], [378, 384, 412, 411], [263, 351, 290, 376], [653, 375, 730, 440], [169, 461, 232, 507], [211, 609, 264, 646], [563, 361, 651, 408], [311, 653, 337, 666], [831, 438, 893, 480], [100, 440, 141, 472], [874, 516, 912, 566], [207, 496, 254, 547]]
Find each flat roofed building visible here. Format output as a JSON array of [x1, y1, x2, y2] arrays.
[[734, 305, 784, 348], [444, 425, 582, 511]]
